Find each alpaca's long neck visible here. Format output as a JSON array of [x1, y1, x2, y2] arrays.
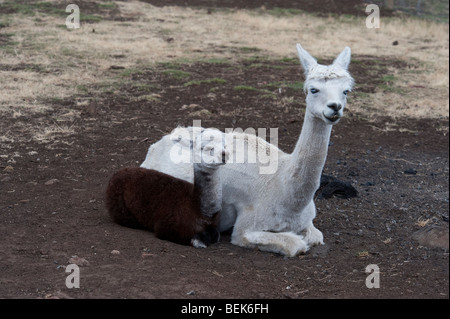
[[193, 164, 222, 218], [288, 111, 333, 202]]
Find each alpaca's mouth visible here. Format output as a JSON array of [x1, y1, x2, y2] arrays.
[[323, 112, 341, 123]]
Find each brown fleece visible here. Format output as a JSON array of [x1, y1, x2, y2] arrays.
[[105, 167, 220, 246]]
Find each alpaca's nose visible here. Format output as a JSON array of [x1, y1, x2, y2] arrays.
[[327, 103, 342, 112]]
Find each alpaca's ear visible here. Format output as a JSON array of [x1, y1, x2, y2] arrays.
[[332, 46, 351, 70], [296, 43, 317, 76]]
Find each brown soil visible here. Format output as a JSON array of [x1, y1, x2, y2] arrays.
[[0, 1, 448, 300]]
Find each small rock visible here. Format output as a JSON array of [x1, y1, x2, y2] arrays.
[[392, 40, 399, 46], [348, 170, 358, 177], [412, 225, 449, 249], [80, 103, 97, 116], [361, 181, 375, 186], [186, 290, 195, 295], [45, 178, 59, 185], [44, 291, 73, 299], [3, 165, 14, 173], [110, 250, 120, 255], [404, 168, 417, 175], [181, 103, 201, 110], [68, 256, 90, 266]]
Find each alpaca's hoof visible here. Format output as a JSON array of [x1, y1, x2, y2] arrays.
[[191, 238, 207, 248], [286, 238, 309, 257], [192, 228, 220, 248], [304, 225, 324, 247]]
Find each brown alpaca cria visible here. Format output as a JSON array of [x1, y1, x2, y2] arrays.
[[105, 167, 221, 247]]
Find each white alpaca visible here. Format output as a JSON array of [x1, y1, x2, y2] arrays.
[[141, 44, 354, 256]]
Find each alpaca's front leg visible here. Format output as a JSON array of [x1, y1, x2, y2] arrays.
[[301, 201, 324, 247], [233, 230, 309, 257], [302, 223, 324, 247], [230, 206, 309, 257]]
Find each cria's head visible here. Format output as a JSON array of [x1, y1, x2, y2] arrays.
[[296, 43, 354, 125], [194, 128, 228, 169]]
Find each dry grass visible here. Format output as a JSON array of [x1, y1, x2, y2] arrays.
[[0, 0, 448, 142], [32, 123, 76, 144], [415, 217, 434, 228]]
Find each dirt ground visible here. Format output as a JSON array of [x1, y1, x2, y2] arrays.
[[0, 0, 448, 299]]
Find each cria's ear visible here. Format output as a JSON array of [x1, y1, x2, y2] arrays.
[[332, 46, 351, 70], [296, 43, 317, 76]]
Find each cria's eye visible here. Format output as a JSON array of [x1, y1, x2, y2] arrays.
[[343, 90, 350, 95], [310, 88, 319, 94]]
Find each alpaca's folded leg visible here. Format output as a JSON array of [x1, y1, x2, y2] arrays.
[[239, 231, 309, 257], [302, 223, 324, 247]]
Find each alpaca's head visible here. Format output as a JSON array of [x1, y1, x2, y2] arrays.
[[296, 44, 354, 125], [193, 129, 228, 169]]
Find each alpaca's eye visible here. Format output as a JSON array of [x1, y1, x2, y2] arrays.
[[310, 88, 319, 94], [343, 90, 350, 95]]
